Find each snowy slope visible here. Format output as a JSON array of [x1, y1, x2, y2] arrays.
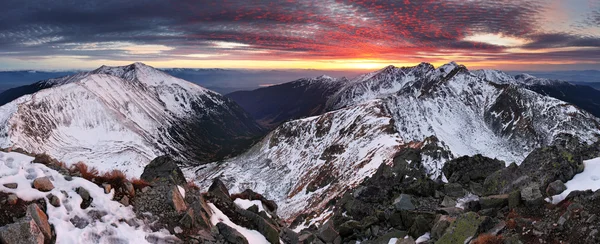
[[0, 63, 263, 176], [189, 100, 404, 219], [0, 151, 177, 243]]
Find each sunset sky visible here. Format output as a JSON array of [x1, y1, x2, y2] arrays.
[[1, 0, 599, 71]]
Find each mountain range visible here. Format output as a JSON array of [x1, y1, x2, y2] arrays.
[[1, 61, 599, 222]]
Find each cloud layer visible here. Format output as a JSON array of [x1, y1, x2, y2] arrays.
[[1, 0, 599, 70]]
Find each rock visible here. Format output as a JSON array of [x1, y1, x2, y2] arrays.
[[480, 194, 509, 209], [120, 195, 130, 206], [431, 215, 453, 240], [32, 177, 54, 192], [7, 194, 18, 205], [441, 196, 456, 208], [464, 200, 481, 212], [3, 183, 17, 189], [0, 216, 45, 244], [170, 185, 187, 213], [26, 204, 52, 240], [520, 183, 544, 206], [338, 220, 361, 237], [436, 212, 486, 244], [102, 183, 112, 194], [70, 215, 90, 229], [436, 207, 463, 216], [298, 233, 319, 244], [124, 181, 135, 197], [586, 214, 597, 224], [317, 221, 339, 243], [47, 194, 60, 207], [482, 163, 528, 195], [546, 180, 567, 196], [409, 214, 434, 238], [508, 190, 521, 209], [217, 222, 249, 244], [140, 155, 187, 185], [280, 227, 300, 244], [442, 155, 504, 184], [443, 183, 466, 198], [208, 178, 231, 201], [76, 187, 93, 209], [394, 194, 416, 211]]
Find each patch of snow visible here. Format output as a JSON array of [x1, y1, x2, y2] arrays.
[[388, 238, 398, 244], [177, 185, 186, 198], [208, 203, 270, 244], [456, 193, 480, 210], [234, 198, 271, 217], [0, 151, 176, 243], [551, 157, 600, 204], [415, 232, 430, 243]]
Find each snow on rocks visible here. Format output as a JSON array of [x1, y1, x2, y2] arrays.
[[551, 157, 600, 204], [0, 151, 176, 243], [208, 203, 270, 244]]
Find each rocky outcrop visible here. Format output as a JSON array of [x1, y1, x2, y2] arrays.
[[140, 155, 187, 185]]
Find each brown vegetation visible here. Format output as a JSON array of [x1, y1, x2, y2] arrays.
[[472, 234, 504, 244]]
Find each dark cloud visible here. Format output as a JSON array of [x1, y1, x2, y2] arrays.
[[0, 0, 598, 66]]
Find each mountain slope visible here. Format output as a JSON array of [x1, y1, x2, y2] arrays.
[[226, 76, 347, 129], [190, 62, 600, 221], [0, 63, 263, 176]]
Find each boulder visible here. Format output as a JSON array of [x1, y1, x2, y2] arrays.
[[32, 177, 54, 192], [124, 181, 135, 197], [442, 155, 504, 184], [102, 183, 112, 194], [0, 216, 45, 244], [441, 196, 456, 208], [436, 212, 487, 244], [508, 190, 521, 209], [217, 222, 249, 244], [208, 178, 231, 201], [546, 180, 567, 196], [120, 195, 130, 206], [394, 194, 416, 211], [47, 194, 60, 207], [479, 194, 509, 209], [431, 215, 454, 240], [27, 204, 52, 240], [317, 221, 339, 243], [520, 183, 543, 206], [140, 155, 187, 185], [76, 187, 93, 209], [443, 183, 466, 198]]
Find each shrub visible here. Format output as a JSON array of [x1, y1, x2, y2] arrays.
[[131, 178, 151, 189], [98, 170, 127, 187], [70, 162, 99, 181]]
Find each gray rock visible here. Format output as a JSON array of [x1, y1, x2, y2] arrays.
[[317, 221, 339, 243], [442, 154, 504, 184], [46, 194, 60, 207], [480, 194, 509, 209], [441, 196, 456, 208], [120, 195, 130, 206], [431, 215, 453, 240], [208, 178, 231, 201], [124, 181, 135, 197], [3, 183, 17, 189], [520, 183, 544, 206], [141, 156, 187, 185], [0, 216, 45, 244], [546, 180, 567, 196], [508, 190, 521, 209], [394, 194, 416, 211], [444, 183, 466, 198], [217, 222, 249, 244]]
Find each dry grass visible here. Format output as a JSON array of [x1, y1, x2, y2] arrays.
[[70, 162, 99, 181], [131, 178, 151, 189], [186, 181, 200, 191], [98, 170, 127, 187], [472, 234, 504, 244]]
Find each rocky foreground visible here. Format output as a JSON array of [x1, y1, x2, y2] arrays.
[[1, 135, 600, 244]]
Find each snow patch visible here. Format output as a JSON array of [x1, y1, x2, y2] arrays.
[[208, 203, 270, 244], [551, 157, 600, 204]]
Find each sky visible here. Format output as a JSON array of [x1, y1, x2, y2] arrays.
[[0, 0, 599, 71]]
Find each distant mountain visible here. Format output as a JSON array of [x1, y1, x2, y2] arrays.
[[190, 62, 600, 220], [474, 70, 600, 118], [572, 81, 600, 91], [0, 63, 264, 176], [226, 75, 347, 129]]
